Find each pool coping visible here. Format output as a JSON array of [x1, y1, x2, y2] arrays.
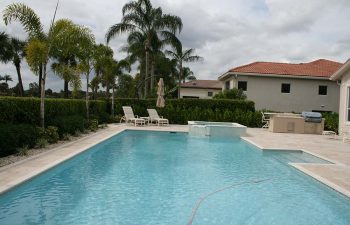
[[0, 125, 349, 199], [0, 125, 188, 195], [241, 136, 350, 198]]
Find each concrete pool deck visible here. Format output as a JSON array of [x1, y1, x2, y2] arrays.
[[0, 124, 349, 199]]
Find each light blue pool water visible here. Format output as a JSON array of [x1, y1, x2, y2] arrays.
[[1, 131, 350, 225]]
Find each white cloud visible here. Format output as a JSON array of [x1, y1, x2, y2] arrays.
[[1, 0, 350, 90]]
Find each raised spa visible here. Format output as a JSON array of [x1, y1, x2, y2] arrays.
[[188, 121, 247, 137]]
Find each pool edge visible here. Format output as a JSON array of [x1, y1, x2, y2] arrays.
[[241, 136, 350, 198]]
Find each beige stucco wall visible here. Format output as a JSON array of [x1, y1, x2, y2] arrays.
[[338, 72, 350, 134], [180, 88, 221, 99], [221, 75, 340, 113]]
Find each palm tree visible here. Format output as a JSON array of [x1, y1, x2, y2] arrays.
[[9, 38, 26, 96], [50, 19, 95, 99], [77, 38, 96, 119], [0, 32, 12, 63], [106, 0, 182, 98], [165, 39, 202, 98], [0, 32, 27, 96], [122, 32, 147, 98], [4, 2, 61, 127], [3, 74, 13, 84], [111, 59, 131, 116], [90, 76, 100, 100], [93, 44, 114, 98], [182, 67, 196, 81]]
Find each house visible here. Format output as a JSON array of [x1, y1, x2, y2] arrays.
[[180, 80, 222, 99], [218, 59, 343, 112], [331, 59, 350, 134]]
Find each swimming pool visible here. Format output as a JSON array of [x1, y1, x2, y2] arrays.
[[0, 130, 349, 225]]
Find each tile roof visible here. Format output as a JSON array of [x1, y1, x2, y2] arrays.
[[180, 80, 222, 89], [228, 59, 343, 78]]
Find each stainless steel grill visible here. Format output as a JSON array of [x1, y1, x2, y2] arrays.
[[301, 111, 322, 123]]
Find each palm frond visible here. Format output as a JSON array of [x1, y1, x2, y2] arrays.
[[127, 31, 144, 43], [182, 48, 203, 62], [122, 1, 139, 16], [184, 55, 202, 63], [122, 13, 144, 28], [106, 23, 136, 43], [156, 14, 182, 34], [0, 31, 12, 62], [164, 50, 179, 59], [117, 59, 132, 72], [3, 3, 45, 39]]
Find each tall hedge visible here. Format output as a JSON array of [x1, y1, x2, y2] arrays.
[[113, 98, 261, 127], [0, 97, 262, 128], [0, 97, 108, 126]]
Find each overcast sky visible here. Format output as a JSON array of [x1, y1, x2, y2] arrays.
[[1, 0, 350, 91]]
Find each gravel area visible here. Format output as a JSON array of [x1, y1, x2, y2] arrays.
[[0, 129, 103, 167]]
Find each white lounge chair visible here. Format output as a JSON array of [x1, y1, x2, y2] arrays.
[[121, 106, 145, 126], [261, 112, 270, 128], [147, 109, 169, 126]]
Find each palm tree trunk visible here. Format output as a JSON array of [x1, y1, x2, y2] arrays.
[[178, 62, 182, 99], [40, 64, 46, 128], [15, 62, 24, 96], [144, 49, 149, 99], [111, 86, 115, 117], [106, 83, 110, 98], [38, 65, 42, 97], [151, 58, 155, 93], [86, 74, 89, 120], [64, 79, 69, 98]]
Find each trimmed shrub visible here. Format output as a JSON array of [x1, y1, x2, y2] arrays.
[[0, 97, 107, 126], [87, 119, 99, 131], [50, 116, 86, 137], [44, 126, 60, 144], [213, 88, 247, 100], [323, 112, 339, 133], [113, 98, 259, 127], [0, 124, 40, 157]]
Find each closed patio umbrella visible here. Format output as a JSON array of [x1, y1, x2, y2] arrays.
[[156, 78, 165, 108]]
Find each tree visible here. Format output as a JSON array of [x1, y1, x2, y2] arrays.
[[8, 38, 26, 96], [0, 83, 9, 93], [213, 88, 247, 100], [165, 38, 202, 98], [90, 76, 100, 100], [111, 59, 131, 116], [115, 74, 136, 98], [182, 67, 196, 81], [27, 82, 39, 96], [0, 31, 12, 63], [0, 74, 13, 84], [77, 38, 96, 119], [92, 44, 115, 100], [4, 2, 61, 127], [106, 0, 182, 98], [50, 19, 95, 99]]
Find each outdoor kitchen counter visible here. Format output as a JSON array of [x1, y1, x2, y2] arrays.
[[269, 114, 324, 134]]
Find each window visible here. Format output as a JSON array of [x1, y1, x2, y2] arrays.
[[208, 91, 213, 97], [319, 85, 327, 95], [281, 83, 290, 93], [225, 81, 230, 90], [238, 81, 247, 91], [347, 87, 350, 122]]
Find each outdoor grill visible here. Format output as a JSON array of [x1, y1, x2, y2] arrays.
[[301, 111, 322, 123]]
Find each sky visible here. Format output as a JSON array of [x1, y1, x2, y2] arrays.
[[0, 0, 350, 91]]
